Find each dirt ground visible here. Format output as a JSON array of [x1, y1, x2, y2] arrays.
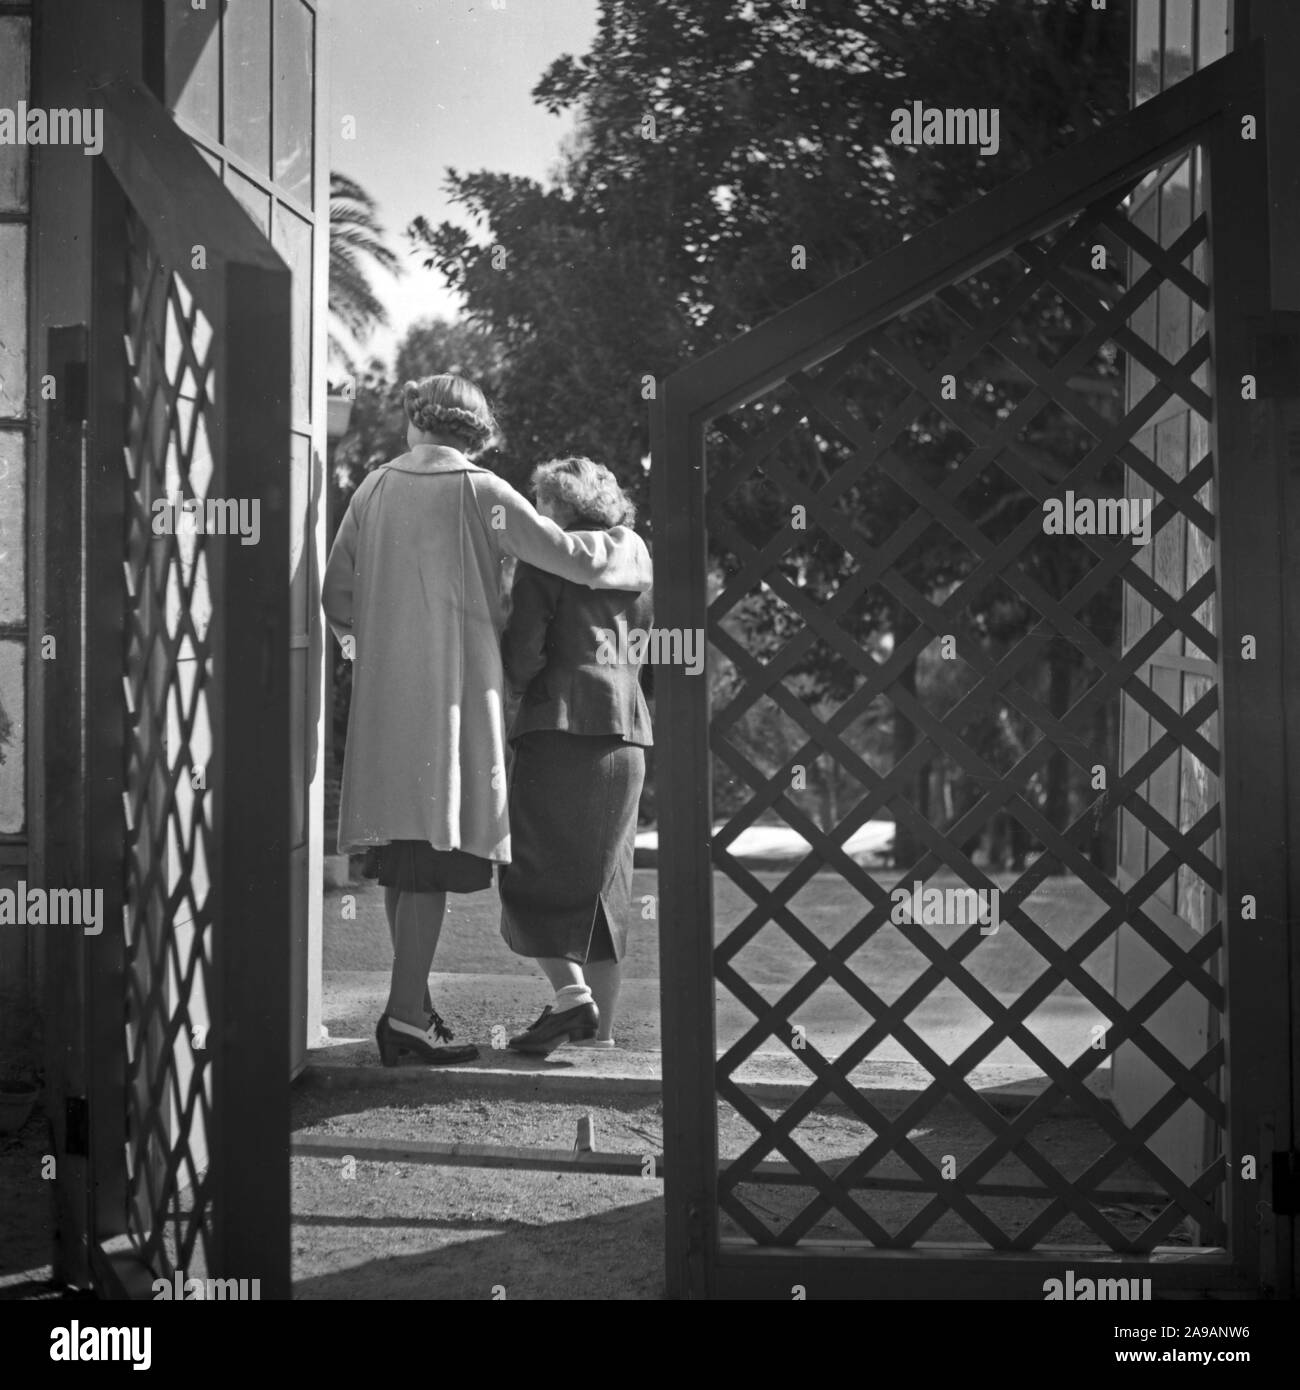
[[0, 861, 1184, 1298], [0, 993, 55, 1291], [291, 1082, 666, 1299], [2, 1044, 1191, 1298], [289, 1073, 1189, 1299], [0, 1099, 56, 1287]]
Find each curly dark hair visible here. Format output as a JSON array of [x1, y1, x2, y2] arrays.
[[531, 456, 635, 529]]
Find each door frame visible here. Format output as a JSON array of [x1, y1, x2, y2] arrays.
[[79, 75, 293, 1298]]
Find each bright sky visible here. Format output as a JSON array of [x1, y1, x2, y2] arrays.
[[328, 0, 599, 366]]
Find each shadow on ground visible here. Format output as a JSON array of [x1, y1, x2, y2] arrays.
[[293, 1194, 664, 1300], [291, 1078, 667, 1298], [289, 1071, 1190, 1299]]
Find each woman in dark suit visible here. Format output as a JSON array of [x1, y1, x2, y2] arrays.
[[500, 458, 653, 1054]]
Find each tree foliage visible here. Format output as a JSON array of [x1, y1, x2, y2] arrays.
[[400, 0, 1132, 859], [410, 0, 1125, 488]]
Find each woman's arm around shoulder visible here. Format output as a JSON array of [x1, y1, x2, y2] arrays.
[[470, 472, 651, 592]]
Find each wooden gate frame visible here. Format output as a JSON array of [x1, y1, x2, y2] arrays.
[[70, 78, 293, 1298], [652, 43, 1295, 1299]]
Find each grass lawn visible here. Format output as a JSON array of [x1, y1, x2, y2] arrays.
[[324, 866, 1116, 1004]]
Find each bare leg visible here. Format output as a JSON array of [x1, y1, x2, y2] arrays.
[[535, 957, 586, 993], [385, 885, 434, 1017], [385, 889, 447, 1028], [584, 959, 621, 1042]]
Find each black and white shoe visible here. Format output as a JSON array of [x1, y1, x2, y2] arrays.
[[376, 1013, 479, 1067]]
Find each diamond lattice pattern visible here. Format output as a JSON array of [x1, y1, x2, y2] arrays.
[[120, 210, 218, 1276], [706, 145, 1224, 1252]]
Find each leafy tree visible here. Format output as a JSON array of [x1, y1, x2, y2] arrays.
[[331, 318, 505, 507], [408, 0, 1130, 865], [413, 0, 1125, 459]]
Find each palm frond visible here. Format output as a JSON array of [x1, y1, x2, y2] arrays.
[[328, 169, 403, 345]]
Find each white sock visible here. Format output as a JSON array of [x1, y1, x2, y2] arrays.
[[554, 983, 594, 1011]]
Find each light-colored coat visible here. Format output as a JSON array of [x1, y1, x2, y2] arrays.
[[322, 445, 652, 862]]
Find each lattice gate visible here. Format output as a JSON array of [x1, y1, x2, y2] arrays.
[[78, 81, 293, 1297], [653, 47, 1294, 1299]]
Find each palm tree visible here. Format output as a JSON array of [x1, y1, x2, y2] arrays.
[[329, 172, 402, 364]]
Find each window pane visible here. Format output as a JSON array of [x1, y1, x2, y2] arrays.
[[1134, 0, 1161, 104], [273, 204, 313, 424], [226, 165, 271, 237], [1198, 0, 1229, 68], [224, 0, 271, 175], [1164, 0, 1194, 89], [0, 640, 24, 834], [0, 18, 31, 211], [1158, 157, 1193, 372], [274, 0, 314, 205], [0, 226, 27, 418], [167, 0, 220, 141], [0, 433, 25, 624]]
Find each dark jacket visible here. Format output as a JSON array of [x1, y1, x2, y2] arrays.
[[502, 556, 654, 747]]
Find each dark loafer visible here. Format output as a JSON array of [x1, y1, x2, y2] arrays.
[[376, 1013, 479, 1067], [507, 1002, 599, 1057]]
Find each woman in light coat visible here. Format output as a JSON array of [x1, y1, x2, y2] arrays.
[[322, 375, 652, 1066]]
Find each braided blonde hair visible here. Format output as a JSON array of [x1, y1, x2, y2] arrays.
[[402, 373, 498, 455]]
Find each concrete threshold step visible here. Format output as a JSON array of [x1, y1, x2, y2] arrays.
[[301, 1041, 1112, 1119]]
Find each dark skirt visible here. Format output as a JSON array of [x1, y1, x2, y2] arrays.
[[500, 730, 644, 963], [374, 840, 494, 894]]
